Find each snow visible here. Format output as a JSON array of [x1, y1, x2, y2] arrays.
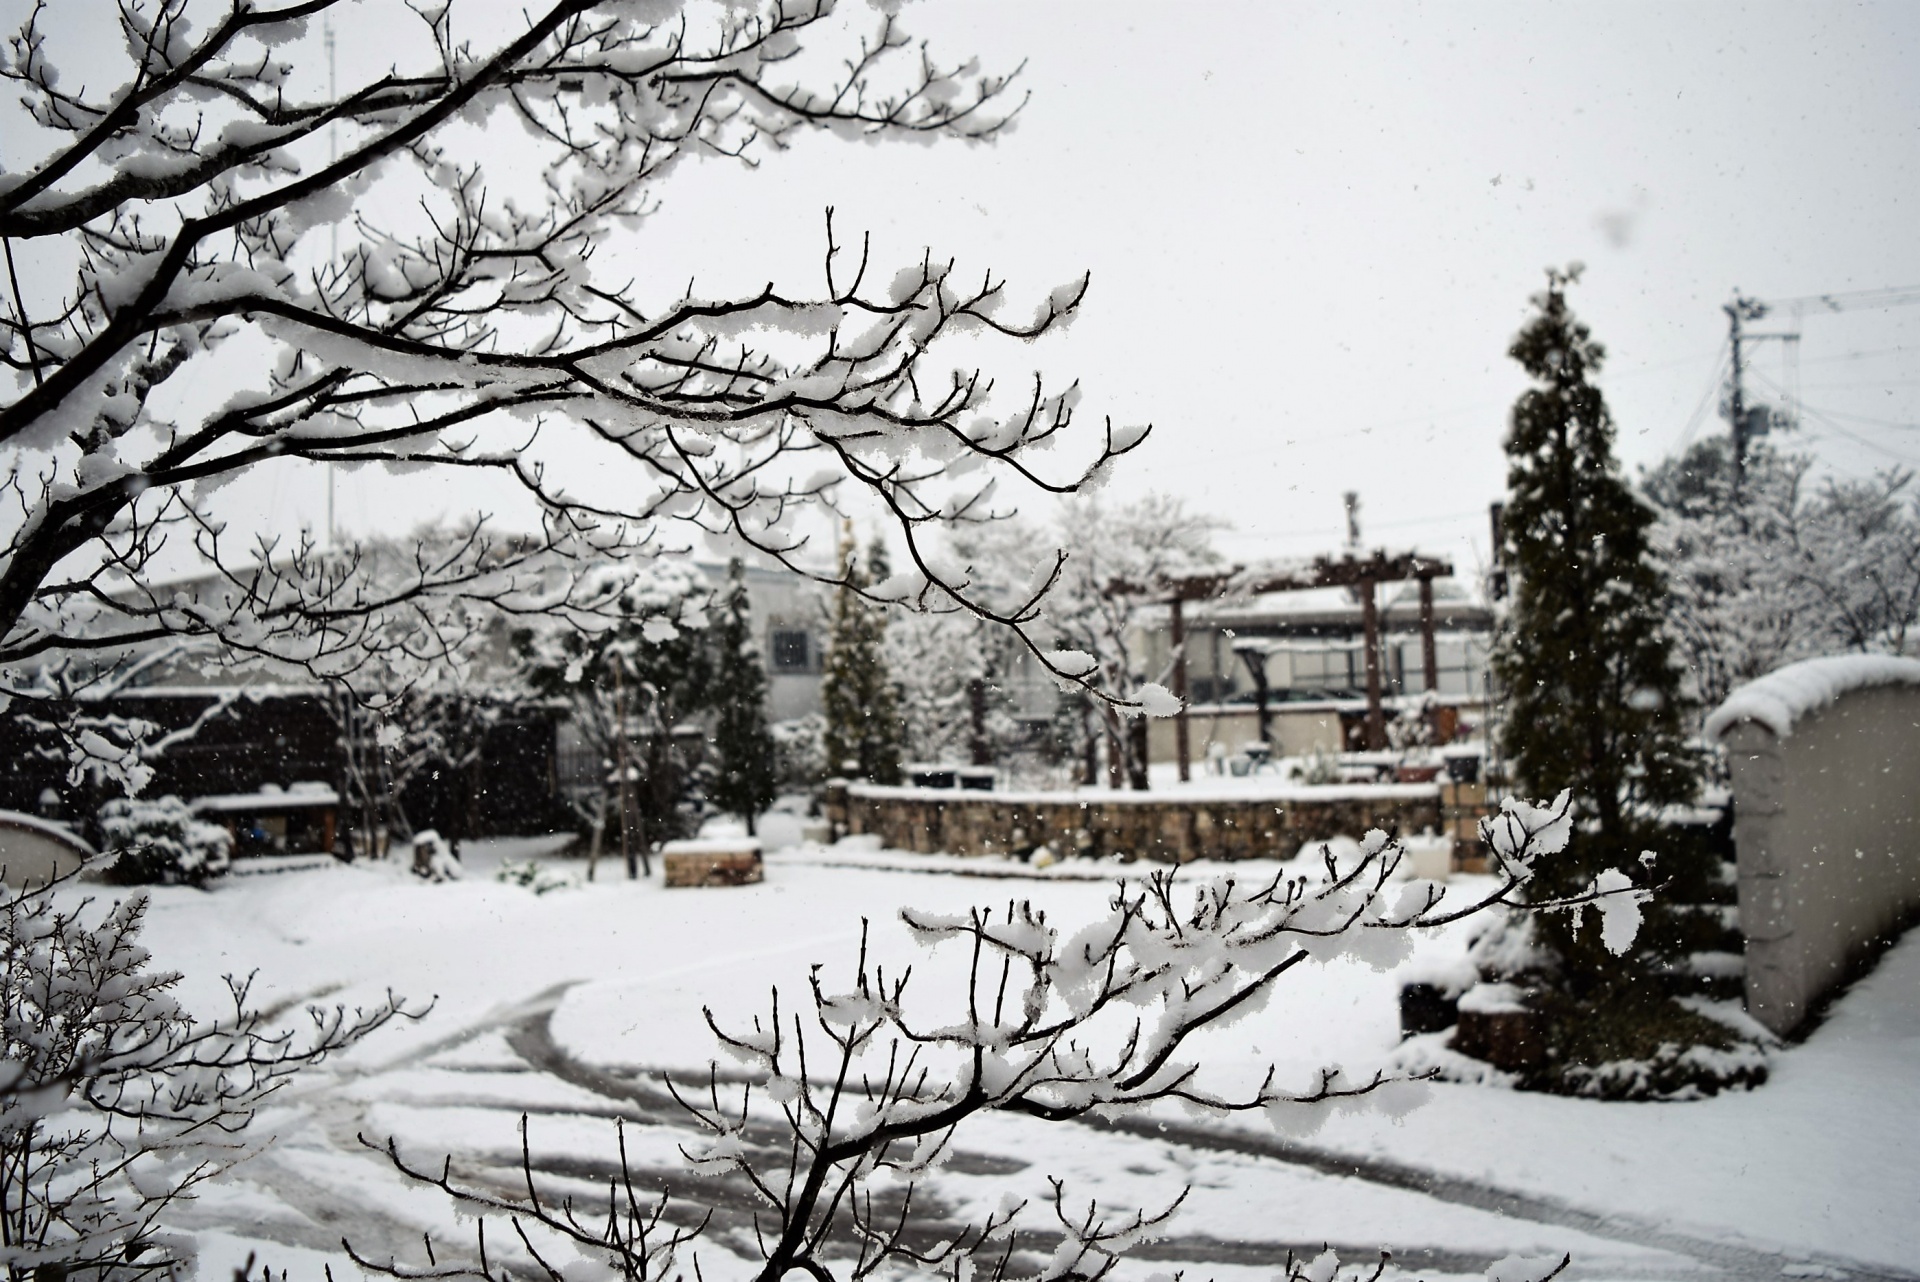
[[194, 783, 341, 811], [1704, 653, 1920, 741], [89, 834, 1920, 1279], [0, 809, 95, 854], [1455, 982, 1528, 1015], [848, 780, 1442, 806], [658, 836, 763, 855], [1132, 682, 1185, 718]]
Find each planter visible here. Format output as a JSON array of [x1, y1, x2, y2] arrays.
[[1451, 983, 1545, 1069]]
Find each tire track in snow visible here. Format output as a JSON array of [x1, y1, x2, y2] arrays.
[[1073, 1112, 1918, 1282], [503, 1007, 1843, 1282]]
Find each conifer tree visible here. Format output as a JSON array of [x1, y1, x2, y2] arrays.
[[1493, 267, 1698, 983], [710, 559, 779, 835], [822, 530, 903, 784]]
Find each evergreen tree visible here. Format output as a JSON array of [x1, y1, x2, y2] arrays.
[[822, 529, 903, 784], [709, 559, 779, 835], [1494, 267, 1698, 984]]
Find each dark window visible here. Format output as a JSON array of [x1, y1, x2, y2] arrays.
[[770, 628, 812, 672]]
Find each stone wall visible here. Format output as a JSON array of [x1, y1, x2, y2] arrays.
[[1712, 658, 1920, 1036], [829, 783, 1443, 863]]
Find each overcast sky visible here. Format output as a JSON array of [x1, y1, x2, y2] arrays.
[[322, 0, 1920, 576], [16, 1, 1920, 581]]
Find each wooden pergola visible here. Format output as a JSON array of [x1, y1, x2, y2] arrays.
[[1135, 551, 1454, 779]]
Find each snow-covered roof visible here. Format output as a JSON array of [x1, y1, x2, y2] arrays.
[[193, 782, 340, 812], [1705, 655, 1920, 742], [1182, 580, 1491, 628]]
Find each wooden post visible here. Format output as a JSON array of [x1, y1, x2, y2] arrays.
[[968, 677, 991, 766], [1240, 645, 1273, 750], [614, 656, 635, 881], [1170, 596, 1191, 783], [1419, 572, 1439, 695], [1361, 578, 1386, 750]]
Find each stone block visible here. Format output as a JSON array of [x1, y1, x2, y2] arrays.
[[662, 840, 764, 888], [1451, 984, 1544, 1070], [1398, 982, 1458, 1036]]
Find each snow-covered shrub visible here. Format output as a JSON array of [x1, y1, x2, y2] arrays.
[[1290, 745, 1341, 785], [0, 880, 410, 1279], [1386, 695, 1440, 752], [410, 829, 462, 882], [495, 859, 577, 895], [771, 714, 829, 790], [97, 796, 231, 887], [1536, 998, 1773, 1100], [1438, 806, 1769, 1101]]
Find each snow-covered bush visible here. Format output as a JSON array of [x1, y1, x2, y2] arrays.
[[361, 795, 1640, 1282], [1290, 745, 1342, 785], [0, 880, 411, 1279], [410, 830, 462, 882], [771, 715, 830, 790], [1386, 695, 1441, 752], [1433, 805, 1768, 1100], [494, 859, 577, 896], [97, 796, 231, 887]]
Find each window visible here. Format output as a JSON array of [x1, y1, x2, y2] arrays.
[[770, 628, 813, 673]]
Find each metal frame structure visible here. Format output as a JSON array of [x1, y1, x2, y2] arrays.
[[1124, 551, 1453, 779]]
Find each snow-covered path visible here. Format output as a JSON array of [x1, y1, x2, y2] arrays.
[[116, 842, 1920, 1282]]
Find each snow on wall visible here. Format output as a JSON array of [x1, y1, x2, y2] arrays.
[[1717, 660, 1920, 1036], [1705, 654, 1920, 742]]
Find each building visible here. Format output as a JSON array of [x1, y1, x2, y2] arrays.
[[0, 553, 833, 843], [1132, 560, 1496, 767]]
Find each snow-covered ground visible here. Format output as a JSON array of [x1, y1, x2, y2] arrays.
[[100, 835, 1920, 1282]]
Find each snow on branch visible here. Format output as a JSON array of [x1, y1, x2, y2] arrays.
[[355, 795, 1643, 1282], [0, 0, 1143, 741], [0, 872, 422, 1278]]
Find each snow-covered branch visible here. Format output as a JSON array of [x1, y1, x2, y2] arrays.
[[0, 0, 1145, 735]]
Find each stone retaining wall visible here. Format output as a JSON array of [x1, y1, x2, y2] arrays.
[[828, 783, 1444, 863]]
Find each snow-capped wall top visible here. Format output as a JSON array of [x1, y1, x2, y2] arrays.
[[1705, 655, 1920, 742]]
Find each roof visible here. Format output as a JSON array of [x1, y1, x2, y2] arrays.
[[193, 783, 340, 813]]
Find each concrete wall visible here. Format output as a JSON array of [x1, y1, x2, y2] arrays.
[[830, 782, 1443, 863], [0, 813, 92, 887], [1721, 682, 1920, 1036]]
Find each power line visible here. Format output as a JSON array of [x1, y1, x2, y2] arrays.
[[1769, 284, 1920, 315], [1793, 404, 1919, 432], [1795, 344, 1918, 368], [1799, 378, 1920, 391], [1306, 348, 1724, 444], [1673, 338, 1729, 454], [1788, 402, 1920, 466], [1237, 506, 1490, 541]]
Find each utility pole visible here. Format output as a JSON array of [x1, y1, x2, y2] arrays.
[[1724, 292, 1769, 500], [324, 20, 339, 547]]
